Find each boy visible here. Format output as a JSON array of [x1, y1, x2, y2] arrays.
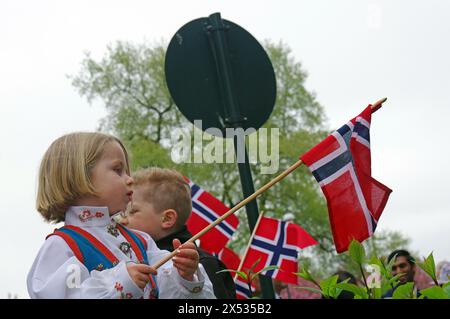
[[121, 167, 236, 299]]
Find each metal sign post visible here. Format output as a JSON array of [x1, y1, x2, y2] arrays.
[[165, 12, 277, 299]]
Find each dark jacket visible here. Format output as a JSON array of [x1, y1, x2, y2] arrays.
[[156, 226, 236, 299]]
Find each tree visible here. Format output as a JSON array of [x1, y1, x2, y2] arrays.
[[70, 39, 408, 275]]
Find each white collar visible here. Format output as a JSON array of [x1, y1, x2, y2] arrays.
[[65, 206, 112, 227]]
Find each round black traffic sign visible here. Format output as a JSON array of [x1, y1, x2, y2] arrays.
[[165, 13, 276, 137]]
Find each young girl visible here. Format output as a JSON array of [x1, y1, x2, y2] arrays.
[[27, 132, 215, 299]]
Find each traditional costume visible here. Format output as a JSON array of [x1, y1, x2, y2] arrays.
[[27, 206, 215, 299]]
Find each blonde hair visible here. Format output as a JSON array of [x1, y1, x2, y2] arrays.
[[36, 132, 130, 223], [132, 167, 192, 230]]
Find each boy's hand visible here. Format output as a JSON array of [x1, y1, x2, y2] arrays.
[[172, 239, 200, 282], [126, 263, 157, 289]]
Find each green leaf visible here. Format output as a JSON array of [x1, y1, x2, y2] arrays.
[[417, 252, 437, 284], [251, 265, 280, 281], [215, 268, 238, 275], [249, 257, 262, 272], [372, 287, 382, 299], [319, 275, 339, 298], [329, 277, 350, 299], [369, 255, 389, 281], [392, 282, 414, 299], [419, 286, 449, 299], [369, 255, 383, 269], [335, 282, 369, 299], [295, 286, 323, 296], [294, 266, 316, 284], [385, 252, 398, 276], [389, 273, 406, 285], [376, 256, 395, 288], [348, 240, 366, 265], [442, 282, 450, 297], [380, 279, 394, 297]]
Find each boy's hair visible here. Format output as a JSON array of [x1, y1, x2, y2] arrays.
[[36, 132, 130, 223], [387, 249, 416, 266], [132, 167, 192, 230]]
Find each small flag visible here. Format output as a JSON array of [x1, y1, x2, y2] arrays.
[[184, 177, 239, 254], [242, 216, 317, 285]]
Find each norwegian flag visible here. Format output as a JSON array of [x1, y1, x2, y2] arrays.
[[300, 105, 392, 253], [216, 247, 240, 271], [216, 247, 256, 299], [242, 216, 318, 285], [184, 177, 239, 254]]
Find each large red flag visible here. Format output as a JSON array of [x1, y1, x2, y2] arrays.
[[242, 216, 317, 285], [300, 105, 392, 253], [184, 177, 239, 254]]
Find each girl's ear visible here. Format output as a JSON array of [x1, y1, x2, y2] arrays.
[[160, 209, 178, 229]]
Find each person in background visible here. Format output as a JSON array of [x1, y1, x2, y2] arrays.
[[436, 261, 450, 286], [383, 249, 418, 298]]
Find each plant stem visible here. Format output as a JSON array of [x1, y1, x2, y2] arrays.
[[311, 278, 321, 290], [432, 278, 440, 287], [248, 271, 254, 298], [359, 264, 372, 299]]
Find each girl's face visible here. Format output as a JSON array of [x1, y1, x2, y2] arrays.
[[82, 141, 134, 215]]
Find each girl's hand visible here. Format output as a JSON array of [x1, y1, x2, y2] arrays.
[[126, 263, 157, 289], [172, 239, 200, 281]]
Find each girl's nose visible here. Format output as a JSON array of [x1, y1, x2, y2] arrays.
[[125, 173, 134, 185], [127, 177, 134, 185], [120, 216, 129, 226]]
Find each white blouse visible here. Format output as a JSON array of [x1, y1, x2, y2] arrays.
[[27, 206, 215, 299]]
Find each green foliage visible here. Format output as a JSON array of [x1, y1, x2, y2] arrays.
[[417, 252, 439, 286], [216, 258, 280, 299], [319, 275, 343, 299], [294, 265, 317, 284], [419, 285, 449, 299], [349, 240, 366, 265], [297, 271, 352, 299], [335, 282, 369, 299], [296, 240, 449, 299], [444, 281, 450, 296], [295, 286, 323, 296], [392, 282, 415, 299]]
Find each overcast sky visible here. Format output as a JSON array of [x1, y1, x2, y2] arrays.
[[1, 0, 449, 298]]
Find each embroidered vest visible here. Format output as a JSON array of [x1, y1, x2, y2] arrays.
[[47, 224, 159, 298]]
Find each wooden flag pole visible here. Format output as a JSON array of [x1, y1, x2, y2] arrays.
[[151, 98, 387, 270], [371, 97, 387, 113], [233, 210, 267, 281], [151, 159, 304, 269]]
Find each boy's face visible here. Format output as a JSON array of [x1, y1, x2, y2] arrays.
[[123, 185, 165, 239], [86, 141, 134, 215]]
